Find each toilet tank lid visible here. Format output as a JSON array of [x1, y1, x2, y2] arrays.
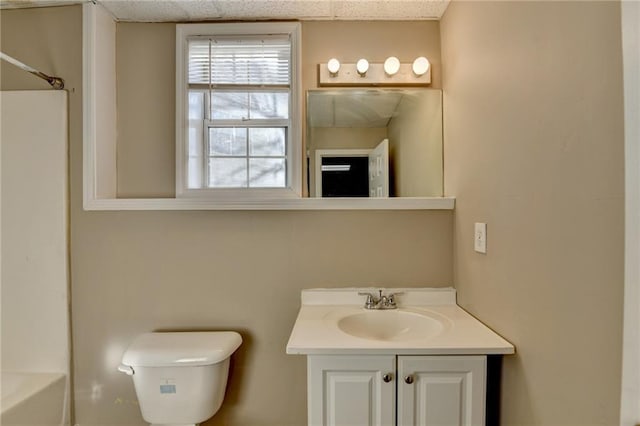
[[121, 332, 242, 367]]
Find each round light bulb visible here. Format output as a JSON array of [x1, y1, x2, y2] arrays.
[[383, 56, 400, 76], [327, 58, 340, 75], [356, 58, 369, 76], [412, 56, 430, 76]]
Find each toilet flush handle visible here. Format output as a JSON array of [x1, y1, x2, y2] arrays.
[[117, 364, 135, 376]]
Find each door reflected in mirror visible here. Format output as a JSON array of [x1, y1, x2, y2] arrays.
[[306, 89, 443, 198]]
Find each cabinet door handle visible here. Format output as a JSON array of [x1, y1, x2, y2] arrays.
[[383, 373, 393, 383], [404, 375, 414, 384]]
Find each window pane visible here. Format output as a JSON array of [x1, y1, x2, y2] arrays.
[[209, 158, 247, 187], [249, 158, 286, 188], [182, 29, 299, 196], [249, 128, 286, 156], [209, 128, 247, 156], [188, 40, 211, 84], [211, 40, 291, 85], [189, 38, 291, 86], [188, 125, 203, 157], [187, 157, 202, 189], [250, 92, 289, 119], [187, 96, 204, 189], [188, 91, 204, 119], [211, 92, 248, 119]]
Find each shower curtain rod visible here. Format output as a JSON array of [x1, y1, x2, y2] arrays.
[[0, 51, 65, 90]]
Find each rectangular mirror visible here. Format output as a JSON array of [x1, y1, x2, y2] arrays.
[[306, 89, 443, 198]]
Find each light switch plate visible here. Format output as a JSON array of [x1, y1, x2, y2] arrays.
[[474, 223, 487, 253]]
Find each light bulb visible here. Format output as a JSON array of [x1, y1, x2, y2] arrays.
[[327, 58, 340, 75], [412, 56, 430, 76], [356, 58, 369, 76], [383, 56, 400, 76]]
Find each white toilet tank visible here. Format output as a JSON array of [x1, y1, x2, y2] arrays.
[[120, 331, 242, 425]]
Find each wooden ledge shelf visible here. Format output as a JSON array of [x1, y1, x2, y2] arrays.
[[84, 197, 455, 211]]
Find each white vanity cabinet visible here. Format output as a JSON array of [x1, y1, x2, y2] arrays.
[[397, 355, 486, 426], [308, 355, 396, 426], [307, 354, 487, 426], [288, 289, 514, 426]]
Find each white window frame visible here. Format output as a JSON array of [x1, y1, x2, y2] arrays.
[[175, 22, 302, 200]]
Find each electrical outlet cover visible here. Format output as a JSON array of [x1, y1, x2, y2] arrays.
[[474, 222, 487, 253]]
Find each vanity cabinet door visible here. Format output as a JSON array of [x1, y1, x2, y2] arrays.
[[307, 355, 396, 426], [397, 355, 486, 426]]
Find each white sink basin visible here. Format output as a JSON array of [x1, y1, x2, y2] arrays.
[[336, 310, 444, 342], [287, 289, 516, 355]]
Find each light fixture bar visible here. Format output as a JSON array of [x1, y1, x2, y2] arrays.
[[319, 62, 431, 86]]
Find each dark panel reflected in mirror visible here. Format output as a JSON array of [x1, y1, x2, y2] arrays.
[[306, 89, 443, 198], [321, 156, 369, 197]]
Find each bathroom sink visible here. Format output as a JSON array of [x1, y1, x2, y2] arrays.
[[336, 310, 443, 342], [287, 289, 515, 355]]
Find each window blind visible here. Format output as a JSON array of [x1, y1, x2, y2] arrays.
[[188, 37, 291, 86]]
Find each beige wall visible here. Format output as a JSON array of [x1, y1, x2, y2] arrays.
[[441, 1, 624, 424], [116, 23, 176, 198], [1, 9, 453, 425], [301, 21, 442, 91], [310, 127, 387, 152], [388, 90, 443, 197], [7, 5, 624, 424]]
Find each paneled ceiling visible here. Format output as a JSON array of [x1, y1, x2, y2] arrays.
[[308, 91, 404, 128], [0, 0, 450, 21]]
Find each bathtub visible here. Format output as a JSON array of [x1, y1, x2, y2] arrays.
[[1, 372, 67, 425]]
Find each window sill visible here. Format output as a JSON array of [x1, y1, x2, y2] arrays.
[[83, 196, 455, 211]]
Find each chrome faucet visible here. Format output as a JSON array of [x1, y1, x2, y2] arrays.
[[358, 290, 402, 310]]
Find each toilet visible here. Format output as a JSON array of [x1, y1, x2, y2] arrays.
[[118, 331, 242, 426]]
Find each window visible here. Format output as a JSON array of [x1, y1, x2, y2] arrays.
[[176, 23, 301, 198]]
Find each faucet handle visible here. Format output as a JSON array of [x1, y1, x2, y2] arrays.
[[358, 292, 377, 309], [386, 292, 404, 308]]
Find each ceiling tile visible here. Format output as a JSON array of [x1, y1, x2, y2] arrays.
[[215, 1, 332, 20], [0, 0, 450, 21], [331, 0, 448, 20], [97, 0, 448, 22]]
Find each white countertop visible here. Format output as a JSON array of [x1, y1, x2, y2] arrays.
[[286, 288, 515, 355]]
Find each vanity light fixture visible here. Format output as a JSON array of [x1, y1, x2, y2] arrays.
[[356, 59, 369, 76], [327, 58, 340, 75], [412, 56, 430, 76], [383, 56, 400, 76], [319, 56, 431, 86]]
